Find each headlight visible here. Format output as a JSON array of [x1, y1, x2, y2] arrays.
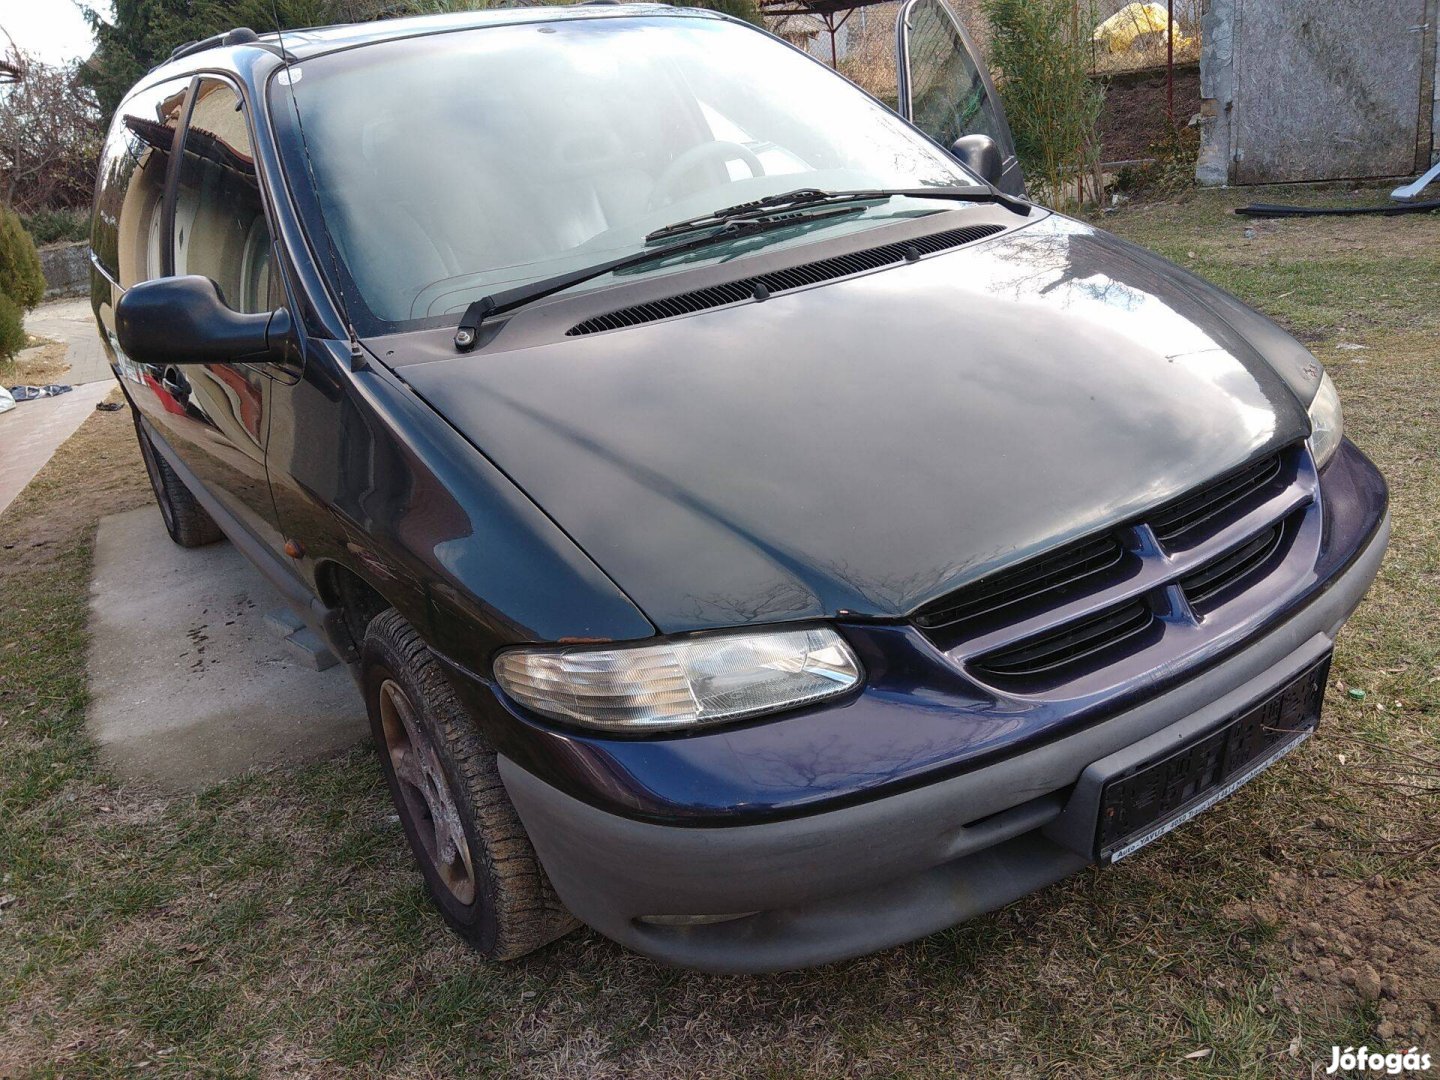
[[1307, 371, 1344, 468], [493, 627, 862, 732]]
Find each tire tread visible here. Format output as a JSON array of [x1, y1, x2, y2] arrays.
[[364, 609, 577, 960], [135, 423, 223, 548]]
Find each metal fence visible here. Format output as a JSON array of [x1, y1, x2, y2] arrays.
[[1085, 0, 1202, 75], [767, 0, 1202, 105]]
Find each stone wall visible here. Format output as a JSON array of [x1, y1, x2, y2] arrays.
[[38, 242, 88, 299]]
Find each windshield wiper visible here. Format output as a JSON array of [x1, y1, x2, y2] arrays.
[[644, 184, 1030, 243], [453, 205, 863, 351]]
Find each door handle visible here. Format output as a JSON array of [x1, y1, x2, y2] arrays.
[[161, 367, 191, 400]]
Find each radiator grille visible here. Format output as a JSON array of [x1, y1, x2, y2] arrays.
[[915, 533, 1125, 631], [971, 602, 1155, 680], [1150, 453, 1283, 544], [922, 447, 1310, 689], [1179, 522, 1286, 607]]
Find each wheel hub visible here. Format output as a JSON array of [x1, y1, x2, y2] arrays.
[[378, 678, 476, 905]]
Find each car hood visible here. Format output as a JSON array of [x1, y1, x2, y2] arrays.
[[397, 214, 1314, 634]]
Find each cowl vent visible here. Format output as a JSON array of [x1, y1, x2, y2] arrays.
[[565, 223, 1007, 336]]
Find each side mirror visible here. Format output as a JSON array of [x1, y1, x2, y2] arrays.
[[950, 134, 1003, 187], [115, 275, 291, 367]]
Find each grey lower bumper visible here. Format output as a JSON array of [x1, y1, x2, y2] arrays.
[[499, 512, 1389, 974]]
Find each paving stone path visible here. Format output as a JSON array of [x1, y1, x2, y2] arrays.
[[0, 300, 116, 518]]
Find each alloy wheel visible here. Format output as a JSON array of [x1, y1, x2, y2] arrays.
[[378, 678, 477, 905]]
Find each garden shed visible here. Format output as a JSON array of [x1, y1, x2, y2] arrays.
[[1196, 0, 1440, 185]]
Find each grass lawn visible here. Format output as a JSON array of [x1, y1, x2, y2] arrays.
[[1, 183, 1437, 1078]]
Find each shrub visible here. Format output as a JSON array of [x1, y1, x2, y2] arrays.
[[1112, 122, 1201, 199], [0, 291, 26, 361], [20, 207, 90, 246], [981, 0, 1104, 208], [0, 206, 47, 311]]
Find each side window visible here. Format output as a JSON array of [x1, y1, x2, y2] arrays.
[[173, 78, 279, 314], [92, 77, 191, 286], [904, 0, 1004, 149]]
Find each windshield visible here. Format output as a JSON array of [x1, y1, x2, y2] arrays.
[[269, 14, 980, 332]]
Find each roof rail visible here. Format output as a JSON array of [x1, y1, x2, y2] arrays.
[[168, 26, 260, 63]]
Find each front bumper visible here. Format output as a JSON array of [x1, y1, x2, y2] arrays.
[[500, 506, 1389, 973]]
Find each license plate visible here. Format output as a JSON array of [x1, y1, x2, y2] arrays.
[[1096, 656, 1330, 863]]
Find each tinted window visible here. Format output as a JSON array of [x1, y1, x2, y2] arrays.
[[92, 76, 190, 285], [905, 0, 1003, 148], [173, 78, 278, 313], [270, 17, 979, 330]]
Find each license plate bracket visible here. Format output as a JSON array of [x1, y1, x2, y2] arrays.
[[1095, 655, 1330, 863]]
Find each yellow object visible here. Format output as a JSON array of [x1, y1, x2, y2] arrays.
[[1092, 2, 1195, 54]]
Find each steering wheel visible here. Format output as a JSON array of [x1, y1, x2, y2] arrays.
[[649, 141, 765, 209]]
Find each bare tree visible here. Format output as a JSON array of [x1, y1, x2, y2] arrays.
[[0, 21, 24, 85], [0, 51, 103, 212]]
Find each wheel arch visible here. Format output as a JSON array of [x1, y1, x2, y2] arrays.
[[314, 559, 399, 660]]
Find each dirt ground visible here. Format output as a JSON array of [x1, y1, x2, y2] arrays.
[[0, 404, 148, 571], [1254, 874, 1440, 1044], [1099, 65, 1202, 163]]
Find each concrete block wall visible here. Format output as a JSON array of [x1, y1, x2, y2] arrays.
[[1195, 0, 1234, 186]]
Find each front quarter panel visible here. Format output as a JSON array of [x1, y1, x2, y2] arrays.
[[265, 338, 656, 675], [1096, 227, 1328, 406]]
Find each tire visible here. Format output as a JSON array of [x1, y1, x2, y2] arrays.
[[134, 422, 224, 548], [361, 609, 577, 960]]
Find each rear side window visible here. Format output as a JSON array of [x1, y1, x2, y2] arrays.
[[92, 76, 191, 285], [173, 78, 278, 314]]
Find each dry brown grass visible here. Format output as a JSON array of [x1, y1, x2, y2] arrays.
[[0, 338, 70, 388]]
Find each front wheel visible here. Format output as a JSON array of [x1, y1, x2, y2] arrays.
[[361, 609, 576, 959]]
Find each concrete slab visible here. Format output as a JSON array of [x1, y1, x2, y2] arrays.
[[0, 383, 115, 519], [88, 507, 368, 791], [23, 298, 111, 386]]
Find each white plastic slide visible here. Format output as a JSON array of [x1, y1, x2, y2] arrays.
[[1392, 159, 1440, 202]]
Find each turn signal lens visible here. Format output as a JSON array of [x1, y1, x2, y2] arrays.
[[1307, 371, 1344, 468], [493, 627, 862, 732]]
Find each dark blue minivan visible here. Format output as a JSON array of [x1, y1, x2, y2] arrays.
[[92, 4, 1388, 971]]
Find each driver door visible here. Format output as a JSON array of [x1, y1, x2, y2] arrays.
[[138, 75, 288, 551], [895, 0, 1025, 196]]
